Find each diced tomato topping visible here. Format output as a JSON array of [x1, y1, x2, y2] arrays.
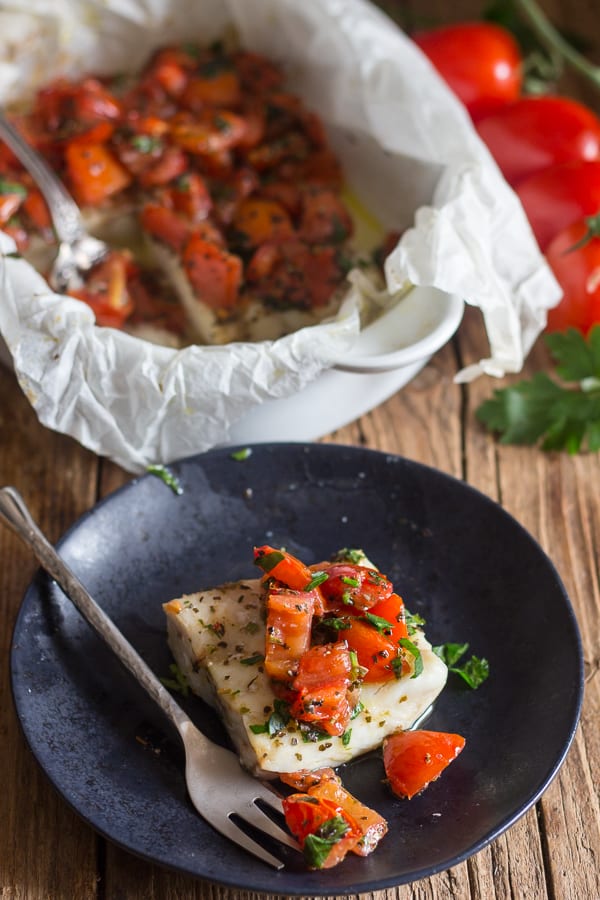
[[342, 615, 409, 683], [170, 110, 247, 155], [298, 185, 353, 245], [282, 793, 362, 869], [137, 145, 189, 187], [65, 142, 132, 206], [0, 188, 25, 225], [22, 188, 52, 232], [264, 587, 315, 683], [231, 197, 295, 250], [182, 233, 242, 309], [140, 203, 193, 253], [68, 250, 134, 328], [169, 172, 212, 222], [383, 730, 466, 799], [181, 67, 242, 110], [308, 778, 388, 856], [319, 564, 394, 612], [278, 767, 340, 791], [289, 642, 354, 736]]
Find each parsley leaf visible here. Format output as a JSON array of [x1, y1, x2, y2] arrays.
[[303, 816, 350, 868], [146, 464, 183, 495], [476, 326, 600, 453], [433, 642, 490, 689]]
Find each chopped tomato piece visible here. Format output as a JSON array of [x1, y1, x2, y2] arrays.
[[169, 172, 212, 222], [182, 233, 242, 309], [298, 186, 353, 244], [282, 793, 361, 869], [65, 142, 132, 206], [308, 778, 388, 856], [140, 203, 192, 253], [22, 188, 52, 232], [367, 592, 409, 644], [231, 197, 295, 250], [69, 250, 134, 328], [278, 767, 340, 791], [245, 242, 281, 282], [342, 617, 407, 683], [254, 545, 315, 589], [383, 730, 466, 799], [170, 110, 247, 155], [264, 587, 315, 683], [137, 145, 189, 187], [290, 642, 354, 736], [320, 564, 394, 612], [181, 67, 242, 110], [233, 50, 285, 94], [0, 187, 25, 225]]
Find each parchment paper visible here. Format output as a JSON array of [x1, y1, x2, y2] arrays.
[[0, 0, 561, 472]]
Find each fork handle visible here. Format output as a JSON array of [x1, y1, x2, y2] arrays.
[[0, 114, 86, 245], [0, 486, 190, 733]]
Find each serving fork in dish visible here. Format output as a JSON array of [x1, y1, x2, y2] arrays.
[[0, 112, 109, 292], [0, 486, 297, 869]]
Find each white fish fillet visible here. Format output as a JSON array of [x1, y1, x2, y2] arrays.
[[163, 576, 448, 776]]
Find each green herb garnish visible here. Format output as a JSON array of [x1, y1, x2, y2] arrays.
[[146, 464, 183, 495], [239, 653, 265, 666], [255, 549, 284, 573], [398, 637, 423, 679], [405, 609, 426, 635], [476, 326, 600, 453], [160, 663, 189, 696], [433, 642, 490, 689], [303, 816, 350, 868], [230, 447, 252, 461], [305, 571, 329, 591], [250, 699, 290, 735], [363, 612, 394, 634]]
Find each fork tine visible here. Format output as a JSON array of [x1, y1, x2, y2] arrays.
[[215, 815, 286, 869], [238, 801, 300, 850]]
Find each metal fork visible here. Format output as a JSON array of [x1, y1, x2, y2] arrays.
[[0, 112, 109, 292], [0, 486, 297, 869]]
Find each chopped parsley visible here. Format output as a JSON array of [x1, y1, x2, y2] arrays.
[[249, 699, 290, 735], [146, 464, 183, 495], [239, 653, 265, 666], [398, 637, 423, 679], [230, 447, 252, 461], [433, 642, 490, 689], [304, 571, 329, 591], [303, 816, 350, 869], [160, 663, 189, 696]]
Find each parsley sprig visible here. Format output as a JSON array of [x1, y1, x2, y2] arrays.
[[433, 642, 489, 689], [476, 327, 600, 453]]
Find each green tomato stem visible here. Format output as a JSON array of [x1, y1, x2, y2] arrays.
[[515, 0, 600, 90]]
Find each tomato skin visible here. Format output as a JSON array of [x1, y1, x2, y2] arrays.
[[383, 730, 466, 799], [412, 22, 522, 121], [516, 160, 600, 251], [476, 96, 600, 187], [319, 564, 393, 613], [282, 794, 361, 869], [545, 218, 600, 334], [290, 642, 353, 736]]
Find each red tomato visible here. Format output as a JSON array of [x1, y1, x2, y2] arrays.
[[412, 22, 522, 121], [319, 564, 393, 612], [282, 793, 361, 869], [383, 730, 466, 799], [476, 96, 600, 187], [516, 160, 600, 251], [290, 642, 353, 736], [264, 587, 314, 683], [545, 215, 600, 334]]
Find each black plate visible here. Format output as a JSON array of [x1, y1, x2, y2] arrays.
[[10, 444, 583, 894]]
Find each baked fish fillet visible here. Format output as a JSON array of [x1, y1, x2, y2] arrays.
[[163, 577, 448, 776]]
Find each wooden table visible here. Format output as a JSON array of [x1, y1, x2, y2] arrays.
[[1, 2, 599, 898]]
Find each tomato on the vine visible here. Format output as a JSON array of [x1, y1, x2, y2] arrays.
[[516, 160, 600, 251], [476, 96, 600, 187], [412, 22, 522, 121], [545, 215, 600, 334]]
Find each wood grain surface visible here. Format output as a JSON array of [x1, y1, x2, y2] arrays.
[[1, 2, 599, 898]]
